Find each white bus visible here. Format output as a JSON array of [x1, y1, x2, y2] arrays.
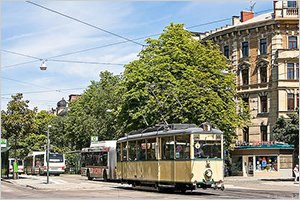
[[24, 151, 65, 176], [9, 158, 24, 175], [81, 140, 117, 181]]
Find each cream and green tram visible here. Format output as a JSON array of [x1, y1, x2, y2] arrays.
[[116, 123, 225, 192]]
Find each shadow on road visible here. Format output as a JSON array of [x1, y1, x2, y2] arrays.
[[114, 186, 218, 196]]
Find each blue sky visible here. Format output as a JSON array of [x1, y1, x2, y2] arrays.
[[1, 0, 271, 111]]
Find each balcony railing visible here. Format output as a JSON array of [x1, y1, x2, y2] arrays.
[[286, 8, 298, 16]]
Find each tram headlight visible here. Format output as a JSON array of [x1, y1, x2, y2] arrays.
[[204, 169, 213, 180]]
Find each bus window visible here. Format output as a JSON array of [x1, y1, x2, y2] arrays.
[[122, 142, 127, 161], [128, 141, 137, 161], [146, 138, 157, 161], [49, 153, 63, 163], [175, 135, 190, 159], [161, 136, 174, 160], [136, 140, 146, 161], [35, 154, 44, 167]]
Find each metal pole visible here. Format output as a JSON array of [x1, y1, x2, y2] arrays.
[[47, 125, 50, 184], [298, 0, 300, 167]]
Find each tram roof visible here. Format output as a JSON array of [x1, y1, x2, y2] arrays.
[[118, 123, 223, 142]]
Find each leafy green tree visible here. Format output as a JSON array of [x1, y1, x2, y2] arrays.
[[272, 113, 299, 150], [1, 94, 58, 158], [65, 71, 123, 150], [1, 93, 36, 158], [118, 23, 249, 148]]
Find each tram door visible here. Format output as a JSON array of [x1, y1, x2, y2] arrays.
[[159, 137, 175, 183]]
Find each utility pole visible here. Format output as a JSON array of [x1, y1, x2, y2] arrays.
[[46, 125, 51, 184]]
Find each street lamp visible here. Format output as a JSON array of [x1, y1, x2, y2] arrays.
[[40, 60, 47, 71], [47, 125, 52, 184]]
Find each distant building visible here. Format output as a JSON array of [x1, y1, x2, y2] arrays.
[[56, 98, 68, 116], [197, 0, 297, 178], [69, 94, 81, 102]]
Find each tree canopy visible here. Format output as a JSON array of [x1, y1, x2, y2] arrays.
[[272, 113, 299, 150], [118, 23, 249, 148]]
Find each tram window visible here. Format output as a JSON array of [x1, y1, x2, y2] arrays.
[[136, 140, 146, 161], [117, 143, 121, 162], [122, 142, 127, 161], [146, 138, 157, 161], [175, 135, 190, 160], [161, 136, 175, 160], [194, 141, 221, 158], [128, 141, 137, 161]]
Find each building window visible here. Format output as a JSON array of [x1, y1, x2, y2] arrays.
[[288, 36, 297, 49], [287, 63, 295, 79], [241, 68, 249, 85], [255, 156, 278, 172], [242, 97, 249, 106], [260, 38, 267, 55], [297, 94, 299, 110], [260, 125, 268, 142], [242, 41, 249, 57], [287, 93, 295, 111], [287, 1, 297, 8], [296, 63, 299, 79], [260, 96, 267, 113], [260, 66, 267, 83], [243, 127, 249, 143], [224, 45, 229, 59]]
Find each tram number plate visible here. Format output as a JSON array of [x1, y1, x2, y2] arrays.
[[51, 168, 58, 170]]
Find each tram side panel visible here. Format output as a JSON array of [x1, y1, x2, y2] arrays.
[[173, 160, 193, 183]]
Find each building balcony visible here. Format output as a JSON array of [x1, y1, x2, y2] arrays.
[[275, 8, 299, 18], [286, 7, 298, 16], [276, 49, 298, 60]]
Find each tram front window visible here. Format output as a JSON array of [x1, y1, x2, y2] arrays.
[[194, 141, 221, 158]]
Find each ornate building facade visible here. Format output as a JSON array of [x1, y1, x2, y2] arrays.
[[197, 1, 297, 177]]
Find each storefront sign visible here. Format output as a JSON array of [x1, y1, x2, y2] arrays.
[[91, 136, 98, 144]]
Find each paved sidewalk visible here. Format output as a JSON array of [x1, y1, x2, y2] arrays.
[[1, 174, 121, 190]]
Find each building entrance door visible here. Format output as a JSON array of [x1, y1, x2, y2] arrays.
[[247, 157, 253, 176]]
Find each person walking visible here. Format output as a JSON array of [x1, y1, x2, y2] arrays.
[[293, 164, 299, 183], [13, 160, 19, 180]]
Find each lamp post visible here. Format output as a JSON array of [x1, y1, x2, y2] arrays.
[[46, 125, 51, 184]]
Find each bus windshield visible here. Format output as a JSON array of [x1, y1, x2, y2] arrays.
[[194, 140, 221, 158], [49, 153, 64, 163]]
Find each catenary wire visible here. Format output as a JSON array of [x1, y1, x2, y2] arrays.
[[2, 87, 86, 96], [26, 1, 145, 47], [2, 8, 273, 69]]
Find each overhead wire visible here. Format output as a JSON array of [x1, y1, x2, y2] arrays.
[[2, 87, 86, 96], [2, 7, 273, 69], [26, 1, 145, 47]]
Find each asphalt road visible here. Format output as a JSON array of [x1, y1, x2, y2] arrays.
[[1, 175, 299, 199]]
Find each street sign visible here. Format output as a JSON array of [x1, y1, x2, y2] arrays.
[[1, 139, 7, 148], [91, 136, 98, 143]]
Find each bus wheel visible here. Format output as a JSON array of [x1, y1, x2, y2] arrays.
[[87, 171, 93, 180], [103, 170, 108, 182]]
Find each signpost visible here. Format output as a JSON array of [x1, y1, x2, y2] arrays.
[[0, 139, 7, 148]]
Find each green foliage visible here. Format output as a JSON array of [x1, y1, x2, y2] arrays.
[[118, 23, 250, 148], [1, 94, 56, 158], [65, 71, 123, 150], [272, 113, 299, 150]]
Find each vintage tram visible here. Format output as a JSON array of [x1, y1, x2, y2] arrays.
[[116, 122, 225, 192]]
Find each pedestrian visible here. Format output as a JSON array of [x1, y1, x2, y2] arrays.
[[293, 164, 299, 183], [13, 160, 19, 180]]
